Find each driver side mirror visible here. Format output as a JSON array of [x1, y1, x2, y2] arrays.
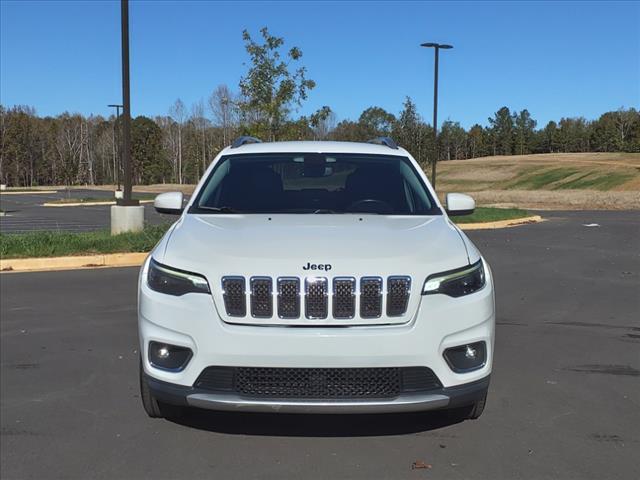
[[445, 193, 475, 216], [154, 192, 184, 215]]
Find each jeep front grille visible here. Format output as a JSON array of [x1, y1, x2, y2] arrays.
[[277, 278, 300, 319], [221, 277, 246, 317], [387, 276, 411, 317], [360, 277, 383, 318], [305, 277, 328, 319], [220, 276, 411, 320], [333, 277, 356, 319], [250, 277, 272, 318]]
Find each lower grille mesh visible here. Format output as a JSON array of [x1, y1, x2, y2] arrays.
[[236, 367, 400, 398], [194, 366, 442, 399]]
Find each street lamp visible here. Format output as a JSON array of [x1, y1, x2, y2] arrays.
[[110, 0, 143, 235], [118, 0, 137, 207], [420, 42, 453, 189], [107, 104, 123, 191]]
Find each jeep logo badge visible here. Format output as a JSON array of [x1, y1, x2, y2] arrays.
[[303, 262, 332, 271]]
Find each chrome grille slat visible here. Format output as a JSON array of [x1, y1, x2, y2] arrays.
[[221, 277, 246, 317], [360, 277, 383, 318], [250, 277, 273, 318], [277, 277, 300, 319], [305, 277, 328, 319], [222, 275, 411, 321], [333, 277, 356, 319], [387, 276, 411, 316]]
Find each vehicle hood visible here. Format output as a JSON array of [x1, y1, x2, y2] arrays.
[[156, 214, 472, 326], [159, 214, 469, 277]]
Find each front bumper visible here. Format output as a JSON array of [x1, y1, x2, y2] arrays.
[[145, 373, 490, 414], [138, 257, 495, 396]]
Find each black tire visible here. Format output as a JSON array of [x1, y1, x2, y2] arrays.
[[139, 360, 164, 418], [466, 390, 487, 420]]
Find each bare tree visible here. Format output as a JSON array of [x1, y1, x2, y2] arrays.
[[615, 107, 637, 145], [208, 84, 237, 147], [191, 100, 207, 175], [169, 99, 185, 184]]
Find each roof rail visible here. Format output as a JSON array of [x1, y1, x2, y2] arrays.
[[367, 136, 399, 149], [231, 136, 262, 149]]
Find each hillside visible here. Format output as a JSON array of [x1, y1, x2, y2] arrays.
[[437, 152, 640, 210]]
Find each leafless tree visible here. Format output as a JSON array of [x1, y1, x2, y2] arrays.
[[170, 99, 186, 184], [615, 107, 637, 145], [192, 100, 208, 175], [209, 84, 238, 147]]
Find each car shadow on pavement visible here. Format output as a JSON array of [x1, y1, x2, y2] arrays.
[[165, 408, 468, 437]]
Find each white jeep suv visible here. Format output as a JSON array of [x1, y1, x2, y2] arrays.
[[138, 137, 495, 420]]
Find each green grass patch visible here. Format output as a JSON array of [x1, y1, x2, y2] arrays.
[[507, 167, 580, 190], [48, 193, 156, 204], [0, 224, 171, 259], [452, 207, 531, 224], [553, 172, 634, 190]]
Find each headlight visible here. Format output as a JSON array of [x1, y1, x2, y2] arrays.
[[147, 258, 210, 296], [422, 260, 485, 297]]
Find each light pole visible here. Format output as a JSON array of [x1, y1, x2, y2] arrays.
[[420, 42, 453, 189], [107, 104, 123, 190], [118, 0, 137, 207], [110, 0, 143, 235]]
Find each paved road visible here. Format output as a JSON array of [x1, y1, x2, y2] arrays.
[[1, 211, 638, 479], [0, 189, 173, 233]]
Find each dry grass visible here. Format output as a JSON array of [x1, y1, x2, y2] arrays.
[[436, 152, 640, 210]]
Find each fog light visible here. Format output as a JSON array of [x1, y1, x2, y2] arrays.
[[148, 342, 192, 371], [443, 341, 486, 373]]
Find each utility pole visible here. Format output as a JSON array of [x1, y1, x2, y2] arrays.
[[420, 42, 453, 190], [111, 0, 143, 234], [107, 104, 122, 190], [118, 0, 137, 207]]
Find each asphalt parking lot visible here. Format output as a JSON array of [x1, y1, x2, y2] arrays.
[[0, 189, 171, 233], [1, 210, 638, 479]]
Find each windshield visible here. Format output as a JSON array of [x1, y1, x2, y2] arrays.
[[190, 153, 440, 215]]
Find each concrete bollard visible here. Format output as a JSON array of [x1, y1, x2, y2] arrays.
[[111, 205, 145, 235]]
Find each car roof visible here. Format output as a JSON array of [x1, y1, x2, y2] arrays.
[[220, 140, 410, 157]]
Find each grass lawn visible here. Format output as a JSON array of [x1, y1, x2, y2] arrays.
[[451, 207, 531, 224], [47, 194, 156, 204], [0, 224, 170, 259], [0, 208, 533, 259]]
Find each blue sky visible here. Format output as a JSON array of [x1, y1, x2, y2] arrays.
[[1, 1, 638, 128]]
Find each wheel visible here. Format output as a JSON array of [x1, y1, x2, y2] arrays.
[[466, 391, 487, 420], [139, 359, 164, 418]]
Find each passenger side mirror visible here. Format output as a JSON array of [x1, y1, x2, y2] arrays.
[[154, 192, 184, 215], [445, 193, 475, 216]]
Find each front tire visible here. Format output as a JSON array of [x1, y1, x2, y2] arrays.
[[139, 360, 164, 418], [466, 390, 487, 420]]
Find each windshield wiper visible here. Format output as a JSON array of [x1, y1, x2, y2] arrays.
[[197, 206, 239, 213]]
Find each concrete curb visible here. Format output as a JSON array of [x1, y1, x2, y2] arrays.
[[1, 215, 543, 273], [458, 215, 543, 230], [1, 190, 58, 195], [42, 200, 154, 207], [0, 252, 148, 273]]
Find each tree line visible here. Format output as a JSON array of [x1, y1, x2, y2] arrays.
[[1, 27, 638, 187]]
